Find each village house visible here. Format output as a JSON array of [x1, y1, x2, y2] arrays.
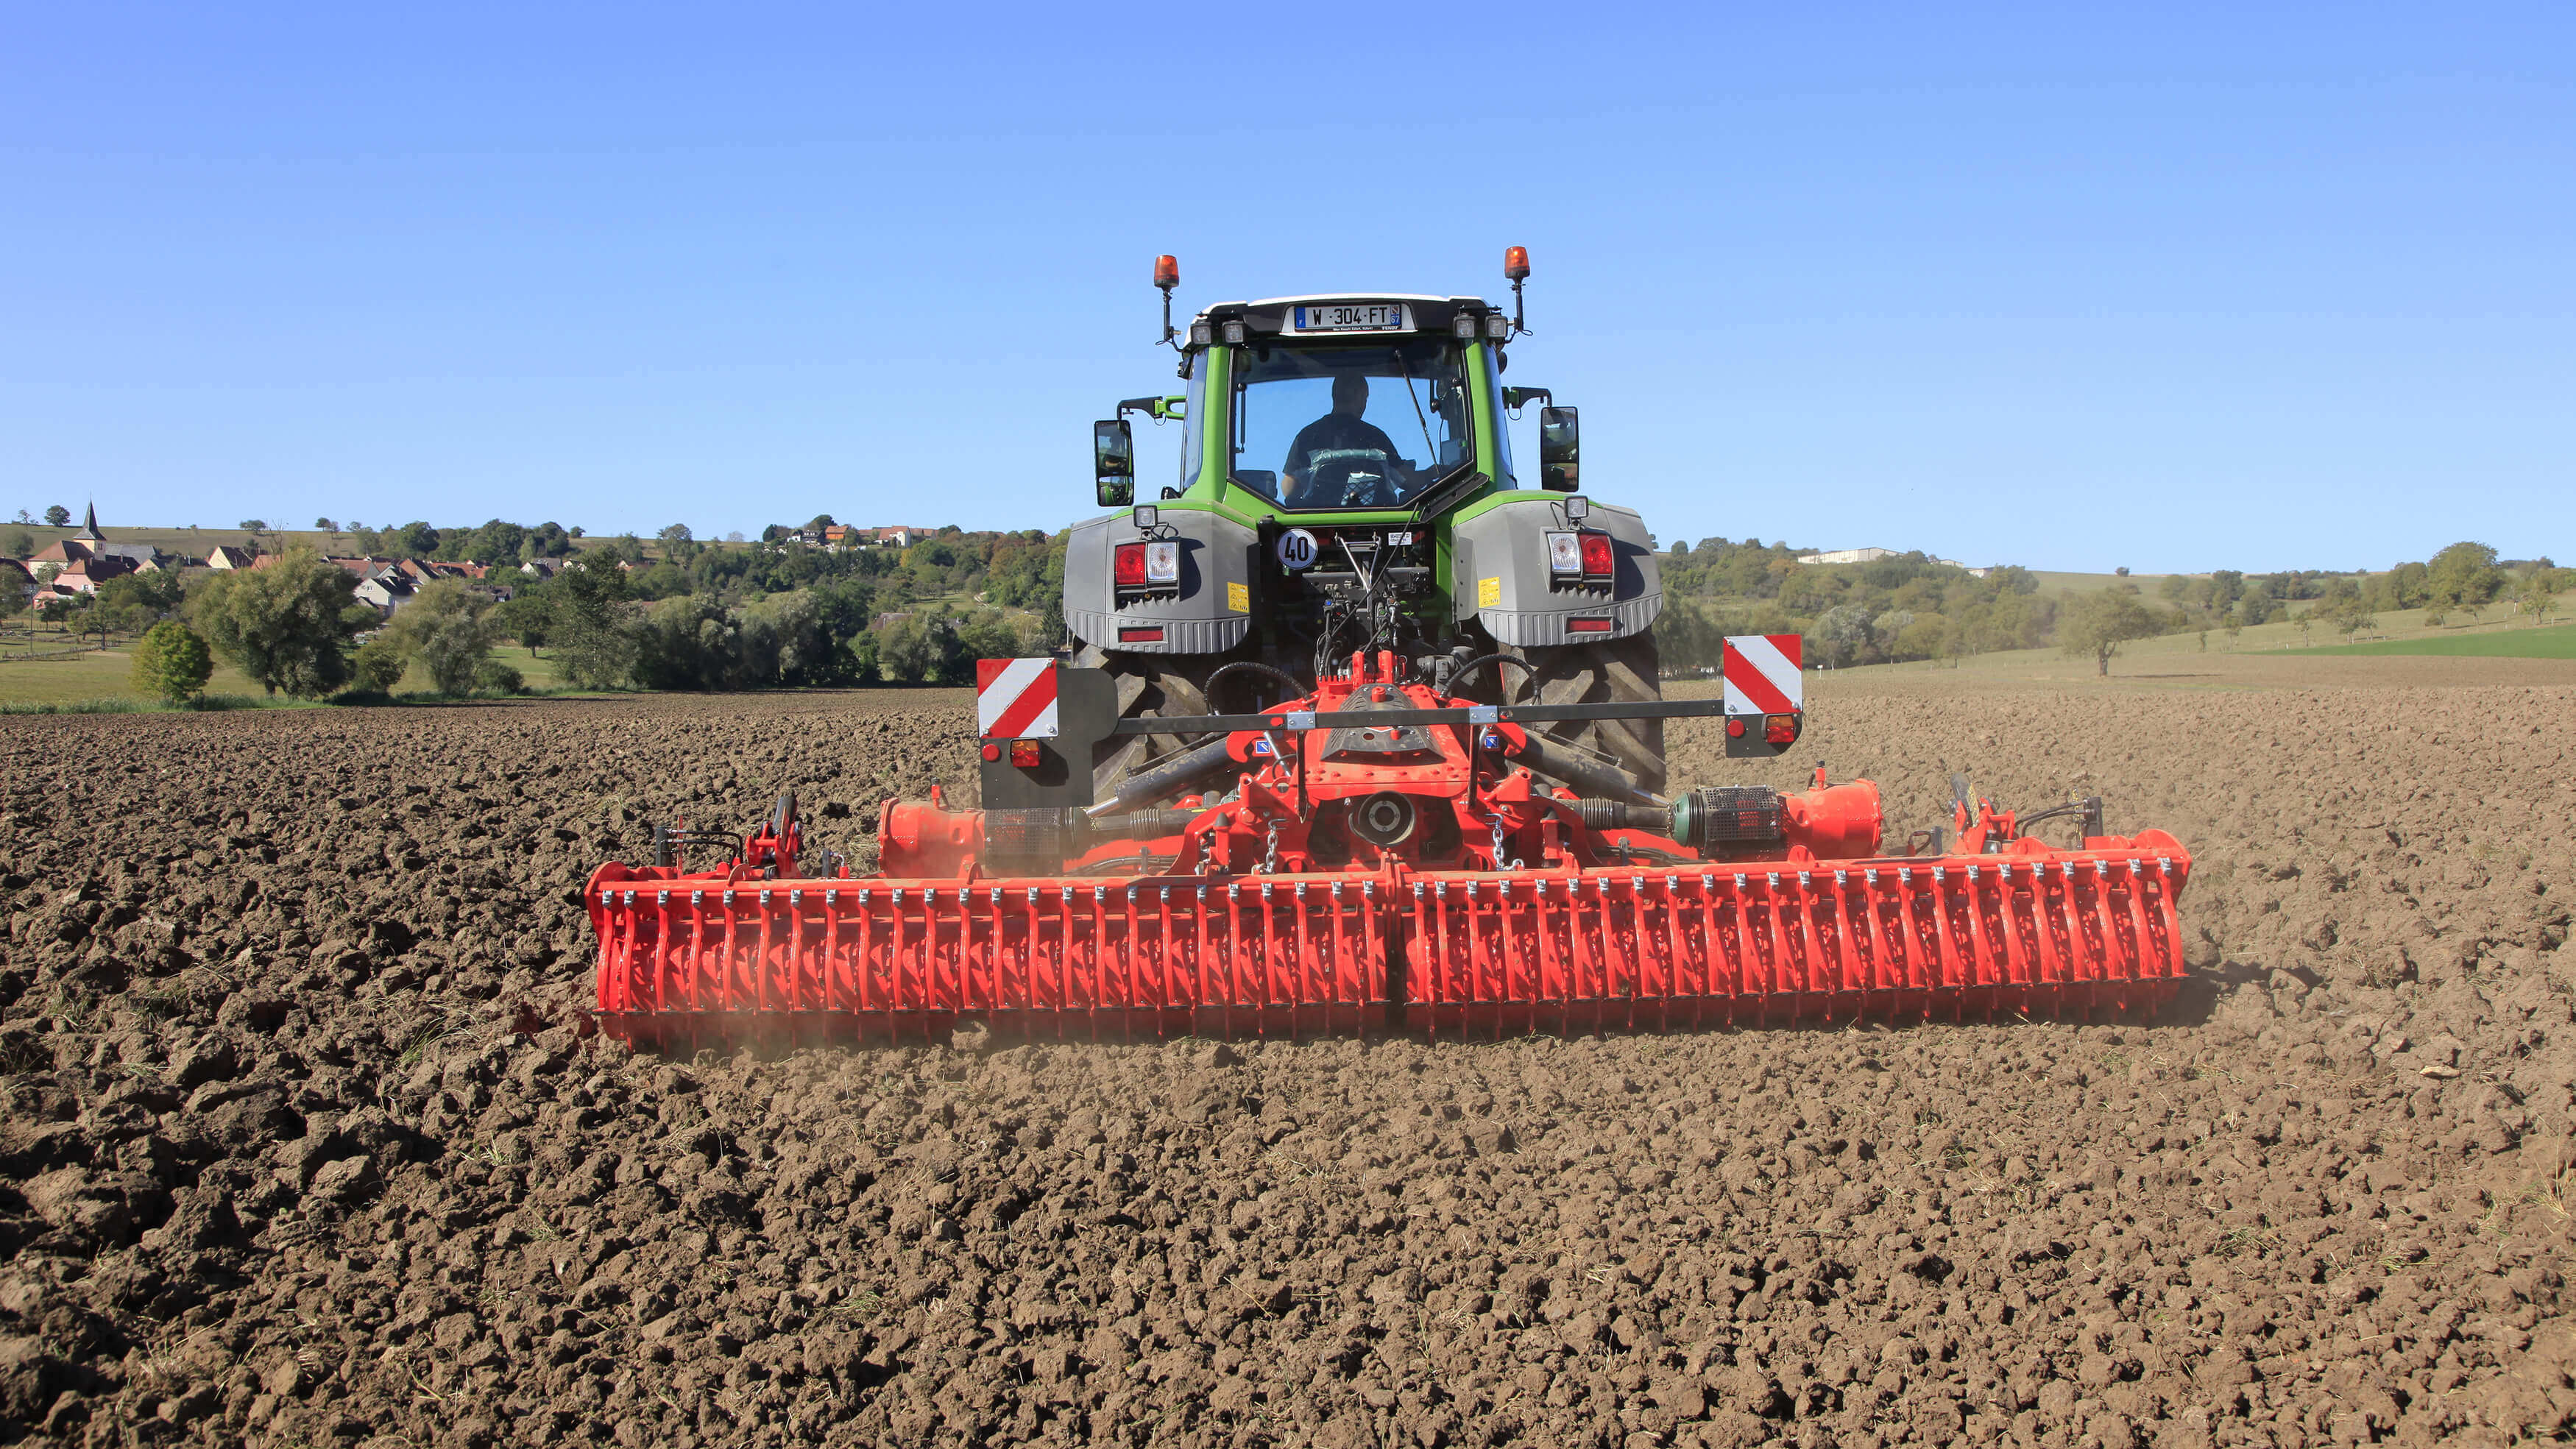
[[353, 574, 414, 614], [326, 556, 400, 582], [785, 522, 865, 549], [37, 556, 138, 595], [29, 506, 163, 576], [205, 545, 258, 570]]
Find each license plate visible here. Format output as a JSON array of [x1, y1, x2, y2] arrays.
[[1289, 302, 1412, 333]]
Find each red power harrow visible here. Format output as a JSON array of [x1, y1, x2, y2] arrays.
[[585, 645, 2193, 1045]]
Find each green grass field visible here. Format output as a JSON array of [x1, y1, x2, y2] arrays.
[[2279, 622, 2576, 659], [2024, 570, 2186, 595], [0, 642, 567, 706]]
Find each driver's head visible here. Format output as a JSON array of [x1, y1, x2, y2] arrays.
[[1331, 374, 1368, 416]]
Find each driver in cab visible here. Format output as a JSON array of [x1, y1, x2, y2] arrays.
[[1283, 374, 1404, 507]]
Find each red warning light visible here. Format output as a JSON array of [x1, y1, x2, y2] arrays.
[[1504, 246, 1530, 283], [1154, 255, 1179, 288], [1579, 531, 1614, 577], [1113, 542, 1148, 587]]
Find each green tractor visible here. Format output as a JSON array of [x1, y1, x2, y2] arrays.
[[1071, 248, 1667, 798]]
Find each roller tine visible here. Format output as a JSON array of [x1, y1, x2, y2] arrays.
[[757, 887, 775, 1013], [1792, 870, 1824, 1018], [1294, 882, 1314, 1037], [1088, 886, 1106, 1044], [2151, 856, 2185, 979], [1223, 883, 1240, 1040], [1195, 883, 1211, 1030], [721, 888, 741, 1016], [1117, 885, 1136, 1034]]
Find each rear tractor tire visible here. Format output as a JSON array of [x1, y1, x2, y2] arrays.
[[1502, 630, 1667, 797], [1071, 645, 1220, 804]]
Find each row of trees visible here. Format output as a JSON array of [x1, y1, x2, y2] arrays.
[[326, 518, 583, 565], [1661, 542, 2056, 668], [72, 556, 529, 702], [32, 517, 2572, 701], [502, 557, 1040, 691], [1658, 537, 2566, 673]]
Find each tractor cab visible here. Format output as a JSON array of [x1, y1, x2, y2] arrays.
[[1093, 261, 1574, 522], [1167, 295, 1507, 514]]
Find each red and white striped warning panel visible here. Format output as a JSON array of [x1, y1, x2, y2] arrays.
[[1722, 634, 1803, 715], [975, 658, 1061, 740]]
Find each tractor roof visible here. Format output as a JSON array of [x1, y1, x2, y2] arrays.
[[1241, 293, 1454, 309], [1187, 294, 1498, 344]]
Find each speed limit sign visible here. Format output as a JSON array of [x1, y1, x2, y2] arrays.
[[1275, 528, 1319, 571]]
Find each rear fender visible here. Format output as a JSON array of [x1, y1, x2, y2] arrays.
[[1063, 510, 1257, 654], [1448, 497, 1662, 646]]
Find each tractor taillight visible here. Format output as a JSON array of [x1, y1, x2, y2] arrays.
[[1546, 531, 1582, 575], [1764, 713, 1800, 745], [1144, 540, 1179, 584], [1009, 739, 1041, 768], [1579, 531, 1614, 577], [1118, 626, 1164, 643], [1113, 542, 1147, 587], [1566, 617, 1613, 634]]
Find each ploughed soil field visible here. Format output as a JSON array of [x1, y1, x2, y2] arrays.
[[4, 660, 2574, 1448]]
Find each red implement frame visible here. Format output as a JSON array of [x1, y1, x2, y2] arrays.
[[586, 650, 2195, 1044]]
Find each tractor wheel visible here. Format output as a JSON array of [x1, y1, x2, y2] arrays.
[[1502, 630, 1667, 797], [1071, 645, 1222, 804]]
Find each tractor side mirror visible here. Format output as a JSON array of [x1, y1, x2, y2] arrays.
[[1094, 419, 1136, 508], [1539, 406, 1579, 491]]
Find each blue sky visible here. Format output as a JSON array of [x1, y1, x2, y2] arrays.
[[2, 4, 2568, 572]]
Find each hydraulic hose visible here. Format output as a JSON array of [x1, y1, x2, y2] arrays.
[[1509, 733, 1663, 809], [1083, 734, 1245, 820], [1445, 653, 1534, 698]]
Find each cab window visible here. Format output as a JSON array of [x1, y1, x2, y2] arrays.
[[1228, 339, 1471, 510]]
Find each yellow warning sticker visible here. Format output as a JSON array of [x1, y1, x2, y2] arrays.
[[1227, 581, 1250, 614], [1478, 575, 1501, 608]]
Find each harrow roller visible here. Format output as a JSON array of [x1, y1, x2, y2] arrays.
[[1398, 837, 2189, 1038], [591, 870, 1390, 1047], [584, 651, 2197, 1045]]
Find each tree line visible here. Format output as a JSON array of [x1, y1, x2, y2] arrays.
[[1652, 536, 2566, 673], [48, 524, 1066, 701], [1657, 541, 2054, 670], [21, 511, 2569, 704]]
